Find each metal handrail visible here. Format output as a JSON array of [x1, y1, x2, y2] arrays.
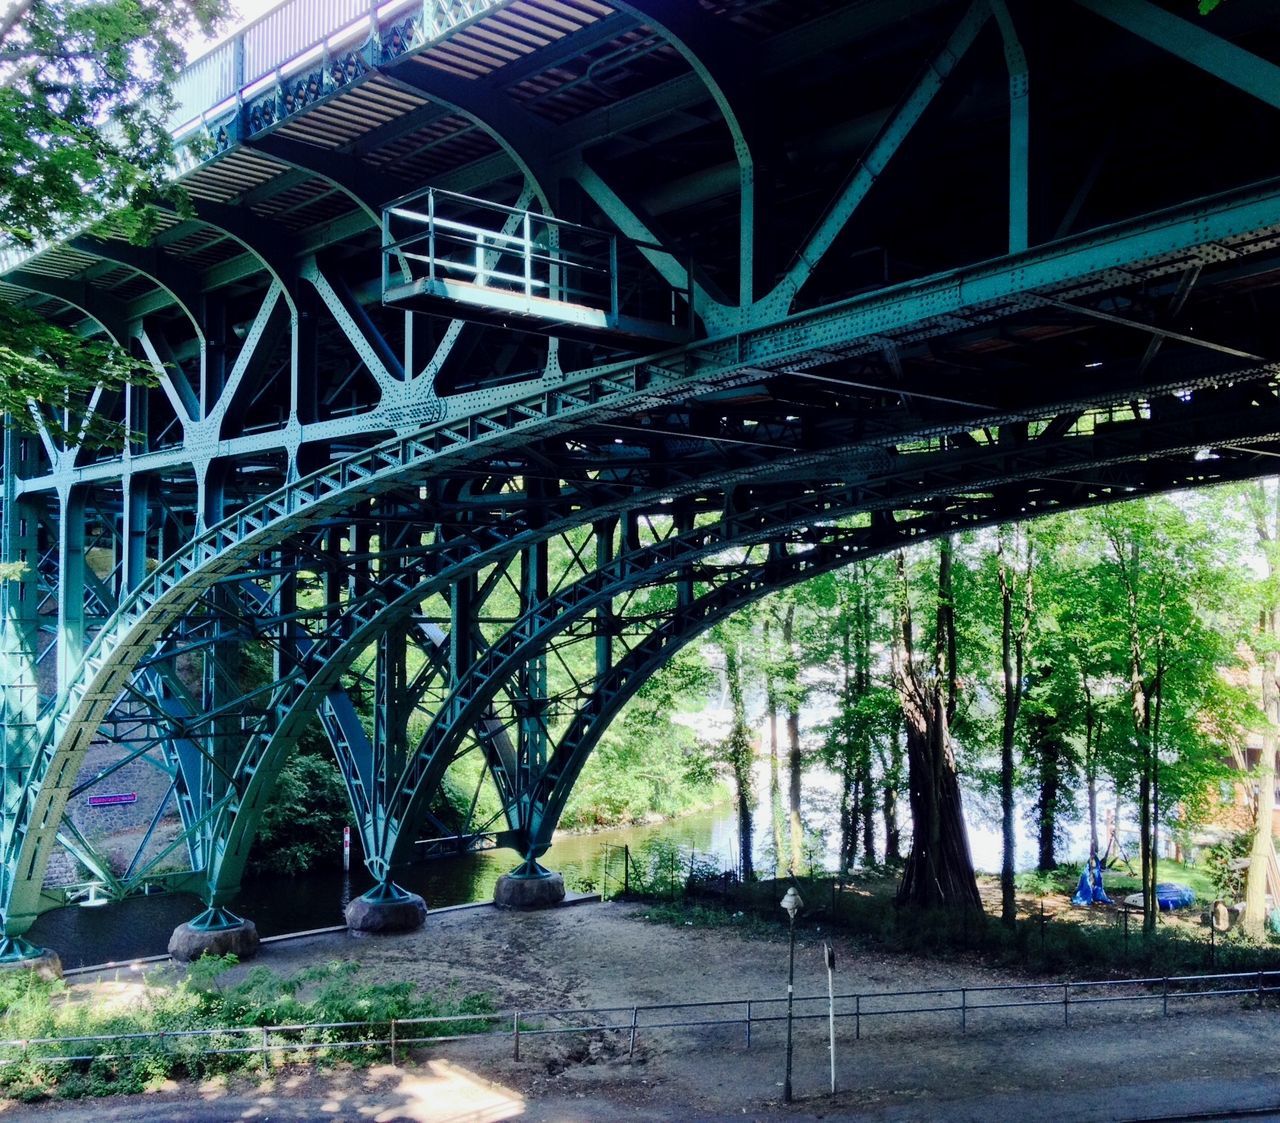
[[383, 186, 693, 329], [2, 968, 1274, 1070]]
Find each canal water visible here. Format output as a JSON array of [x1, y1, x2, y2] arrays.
[[28, 764, 1094, 969]]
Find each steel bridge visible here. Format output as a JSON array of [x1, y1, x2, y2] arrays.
[[2, 0, 1280, 962]]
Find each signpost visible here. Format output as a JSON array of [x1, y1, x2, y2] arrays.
[[824, 942, 837, 1093], [87, 793, 136, 808], [343, 825, 351, 871]]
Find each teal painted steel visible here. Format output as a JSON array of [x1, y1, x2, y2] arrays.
[[4, 0, 1280, 949]]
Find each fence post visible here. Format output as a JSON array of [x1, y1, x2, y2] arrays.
[[960, 988, 966, 1034], [745, 1000, 752, 1049], [629, 1007, 638, 1058], [624, 844, 630, 896], [855, 994, 861, 1041], [1163, 976, 1169, 1017], [390, 1018, 396, 1067], [261, 1026, 269, 1074], [1064, 983, 1070, 1028], [513, 1011, 520, 1060], [1259, 970, 1266, 1007]]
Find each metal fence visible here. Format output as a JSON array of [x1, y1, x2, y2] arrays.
[[3, 969, 1276, 1073]]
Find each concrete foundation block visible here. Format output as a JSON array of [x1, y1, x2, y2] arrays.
[[345, 888, 427, 934], [168, 918, 260, 963], [494, 870, 565, 910], [0, 948, 62, 980]]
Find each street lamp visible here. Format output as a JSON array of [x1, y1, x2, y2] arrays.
[[780, 885, 803, 1103]]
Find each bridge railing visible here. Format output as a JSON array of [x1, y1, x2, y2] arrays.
[[171, 0, 507, 132]]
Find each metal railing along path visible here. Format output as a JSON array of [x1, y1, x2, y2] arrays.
[[2, 969, 1275, 1073]]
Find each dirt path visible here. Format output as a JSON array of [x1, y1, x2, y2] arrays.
[[17, 899, 1280, 1121]]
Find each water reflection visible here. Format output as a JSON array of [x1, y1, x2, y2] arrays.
[[28, 806, 739, 969], [28, 768, 1097, 969]]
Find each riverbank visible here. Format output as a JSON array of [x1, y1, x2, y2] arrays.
[[22, 898, 1280, 1120]]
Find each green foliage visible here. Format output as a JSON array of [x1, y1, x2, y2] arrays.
[[1204, 831, 1252, 902], [0, 956, 494, 1101], [561, 647, 718, 829], [246, 751, 351, 877], [622, 837, 723, 898], [0, 0, 224, 439]]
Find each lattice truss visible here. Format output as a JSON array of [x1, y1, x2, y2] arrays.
[[1, 0, 1280, 944]]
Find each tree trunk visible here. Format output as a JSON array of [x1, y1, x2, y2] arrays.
[[893, 546, 981, 910], [884, 726, 903, 863], [1083, 679, 1099, 860], [1245, 674, 1277, 937], [764, 621, 785, 875], [1244, 481, 1279, 939], [999, 532, 1017, 925], [783, 603, 804, 873], [725, 643, 754, 882], [1037, 736, 1061, 870]]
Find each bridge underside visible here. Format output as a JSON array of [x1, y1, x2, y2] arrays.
[[2, 0, 1280, 953]]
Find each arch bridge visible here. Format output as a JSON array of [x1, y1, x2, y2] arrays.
[[3, 0, 1280, 961]]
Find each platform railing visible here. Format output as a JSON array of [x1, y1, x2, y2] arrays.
[[383, 187, 694, 336]]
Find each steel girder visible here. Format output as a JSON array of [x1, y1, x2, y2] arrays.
[[4, 171, 1280, 933], [179, 363, 1280, 904], [4, 0, 1280, 942]]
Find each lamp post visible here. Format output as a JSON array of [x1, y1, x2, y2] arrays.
[[780, 885, 803, 1103]]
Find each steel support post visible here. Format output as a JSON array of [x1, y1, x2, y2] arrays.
[[55, 486, 85, 696]]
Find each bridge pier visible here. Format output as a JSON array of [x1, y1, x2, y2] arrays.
[[168, 907, 260, 963], [0, 936, 61, 979], [345, 880, 427, 935], [494, 857, 565, 910]]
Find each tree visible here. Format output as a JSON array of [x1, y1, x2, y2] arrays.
[[995, 524, 1034, 925], [0, 0, 223, 433], [1096, 499, 1244, 934], [1239, 480, 1280, 939], [708, 616, 757, 881], [812, 560, 899, 872], [893, 540, 982, 910]]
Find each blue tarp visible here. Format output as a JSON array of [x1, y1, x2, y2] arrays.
[[1072, 860, 1114, 906]]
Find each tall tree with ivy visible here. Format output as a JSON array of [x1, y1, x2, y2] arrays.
[[893, 538, 982, 911], [0, 0, 223, 432]]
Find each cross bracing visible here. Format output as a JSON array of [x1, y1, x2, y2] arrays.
[[3, 0, 1280, 950]]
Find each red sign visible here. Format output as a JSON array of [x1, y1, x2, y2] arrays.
[[87, 793, 137, 807]]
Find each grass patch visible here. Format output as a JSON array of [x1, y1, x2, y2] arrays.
[[0, 955, 495, 1103]]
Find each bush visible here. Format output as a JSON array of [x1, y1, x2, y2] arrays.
[[0, 955, 494, 1102]]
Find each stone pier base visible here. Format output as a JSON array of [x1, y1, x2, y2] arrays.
[[494, 867, 565, 910], [345, 883, 427, 934], [169, 908, 260, 963], [0, 938, 61, 980]]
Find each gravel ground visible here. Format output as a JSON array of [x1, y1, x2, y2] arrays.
[[13, 899, 1280, 1121]]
